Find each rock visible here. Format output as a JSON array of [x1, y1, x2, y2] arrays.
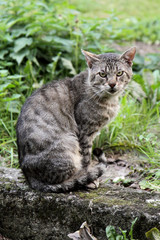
[[0, 167, 160, 240]]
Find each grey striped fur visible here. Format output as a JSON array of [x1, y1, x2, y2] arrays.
[[16, 47, 136, 192]]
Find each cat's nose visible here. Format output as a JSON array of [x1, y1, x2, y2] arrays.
[[109, 82, 116, 89]]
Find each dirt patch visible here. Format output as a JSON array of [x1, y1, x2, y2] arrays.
[[111, 41, 160, 55], [99, 151, 148, 190]]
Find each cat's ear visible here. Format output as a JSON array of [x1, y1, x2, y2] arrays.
[[120, 47, 136, 66], [81, 49, 100, 68]]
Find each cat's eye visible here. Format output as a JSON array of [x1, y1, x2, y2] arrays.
[[117, 71, 124, 77], [99, 72, 107, 78]]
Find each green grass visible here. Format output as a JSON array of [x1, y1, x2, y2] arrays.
[[94, 95, 160, 159], [0, 0, 160, 191], [70, 0, 160, 44], [69, 0, 160, 20]]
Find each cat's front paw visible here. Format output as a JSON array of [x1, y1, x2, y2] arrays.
[[86, 178, 100, 189]]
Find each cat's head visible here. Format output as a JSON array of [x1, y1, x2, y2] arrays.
[[82, 47, 136, 99]]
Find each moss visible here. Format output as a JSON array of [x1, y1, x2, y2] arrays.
[[4, 182, 12, 191], [146, 203, 160, 209], [76, 186, 160, 210], [94, 196, 134, 206], [76, 187, 136, 206]]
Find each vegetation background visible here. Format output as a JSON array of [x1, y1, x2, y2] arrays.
[[0, 0, 160, 191]]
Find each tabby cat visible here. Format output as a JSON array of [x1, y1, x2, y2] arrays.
[[16, 47, 136, 192]]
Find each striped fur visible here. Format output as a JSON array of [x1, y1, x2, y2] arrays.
[[16, 47, 136, 192]]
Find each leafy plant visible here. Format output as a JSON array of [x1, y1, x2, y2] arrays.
[[111, 18, 160, 44], [0, 0, 114, 167], [106, 218, 138, 240], [0, 69, 24, 167]]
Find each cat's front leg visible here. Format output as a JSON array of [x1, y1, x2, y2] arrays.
[[79, 135, 92, 167]]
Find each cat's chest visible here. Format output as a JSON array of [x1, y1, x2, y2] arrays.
[[101, 102, 119, 122], [85, 101, 119, 142], [76, 99, 119, 128], [93, 102, 119, 131]]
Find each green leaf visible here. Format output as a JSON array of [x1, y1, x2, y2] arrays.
[[0, 92, 6, 98], [155, 170, 160, 178], [139, 179, 160, 191], [26, 26, 42, 36], [47, 52, 61, 75], [0, 50, 8, 60], [7, 74, 24, 80], [10, 49, 30, 65], [119, 228, 127, 240], [129, 218, 137, 239], [53, 36, 74, 52], [5, 100, 20, 113], [41, 36, 53, 42], [146, 228, 160, 240], [14, 37, 33, 52], [0, 83, 12, 92], [61, 57, 76, 75], [3, 94, 21, 102], [106, 225, 122, 240], [116, 236, 124, 240], [0, 69, 9, 77], [36, 2, 50, 11], [11, 28, 27, 38], [139, 179, 149, 190]]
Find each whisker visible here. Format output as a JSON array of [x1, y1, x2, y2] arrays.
[[86, 89, 104, 102]]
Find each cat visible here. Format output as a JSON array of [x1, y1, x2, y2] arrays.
[[16, 47, 136, 193]]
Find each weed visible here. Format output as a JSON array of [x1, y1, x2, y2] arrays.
[[106, 218, 138, 240]]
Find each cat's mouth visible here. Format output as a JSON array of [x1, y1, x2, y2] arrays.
[[107, 88, 118, 94]]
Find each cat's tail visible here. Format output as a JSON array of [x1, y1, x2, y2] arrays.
[[29, 162, 106, 193]]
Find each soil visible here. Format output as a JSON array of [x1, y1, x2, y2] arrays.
[[99, 150, 148, 191], [111, 41, 160, 55]]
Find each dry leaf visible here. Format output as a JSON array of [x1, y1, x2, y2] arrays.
[[68, 222, 98, 240]]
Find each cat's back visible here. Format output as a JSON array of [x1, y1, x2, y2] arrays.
[[16, 77, 76, 156], [18, 70, 87, 122], [16, 71, 88, 149], [18, 78, 73, 125], [22, 78, 71, 112]]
